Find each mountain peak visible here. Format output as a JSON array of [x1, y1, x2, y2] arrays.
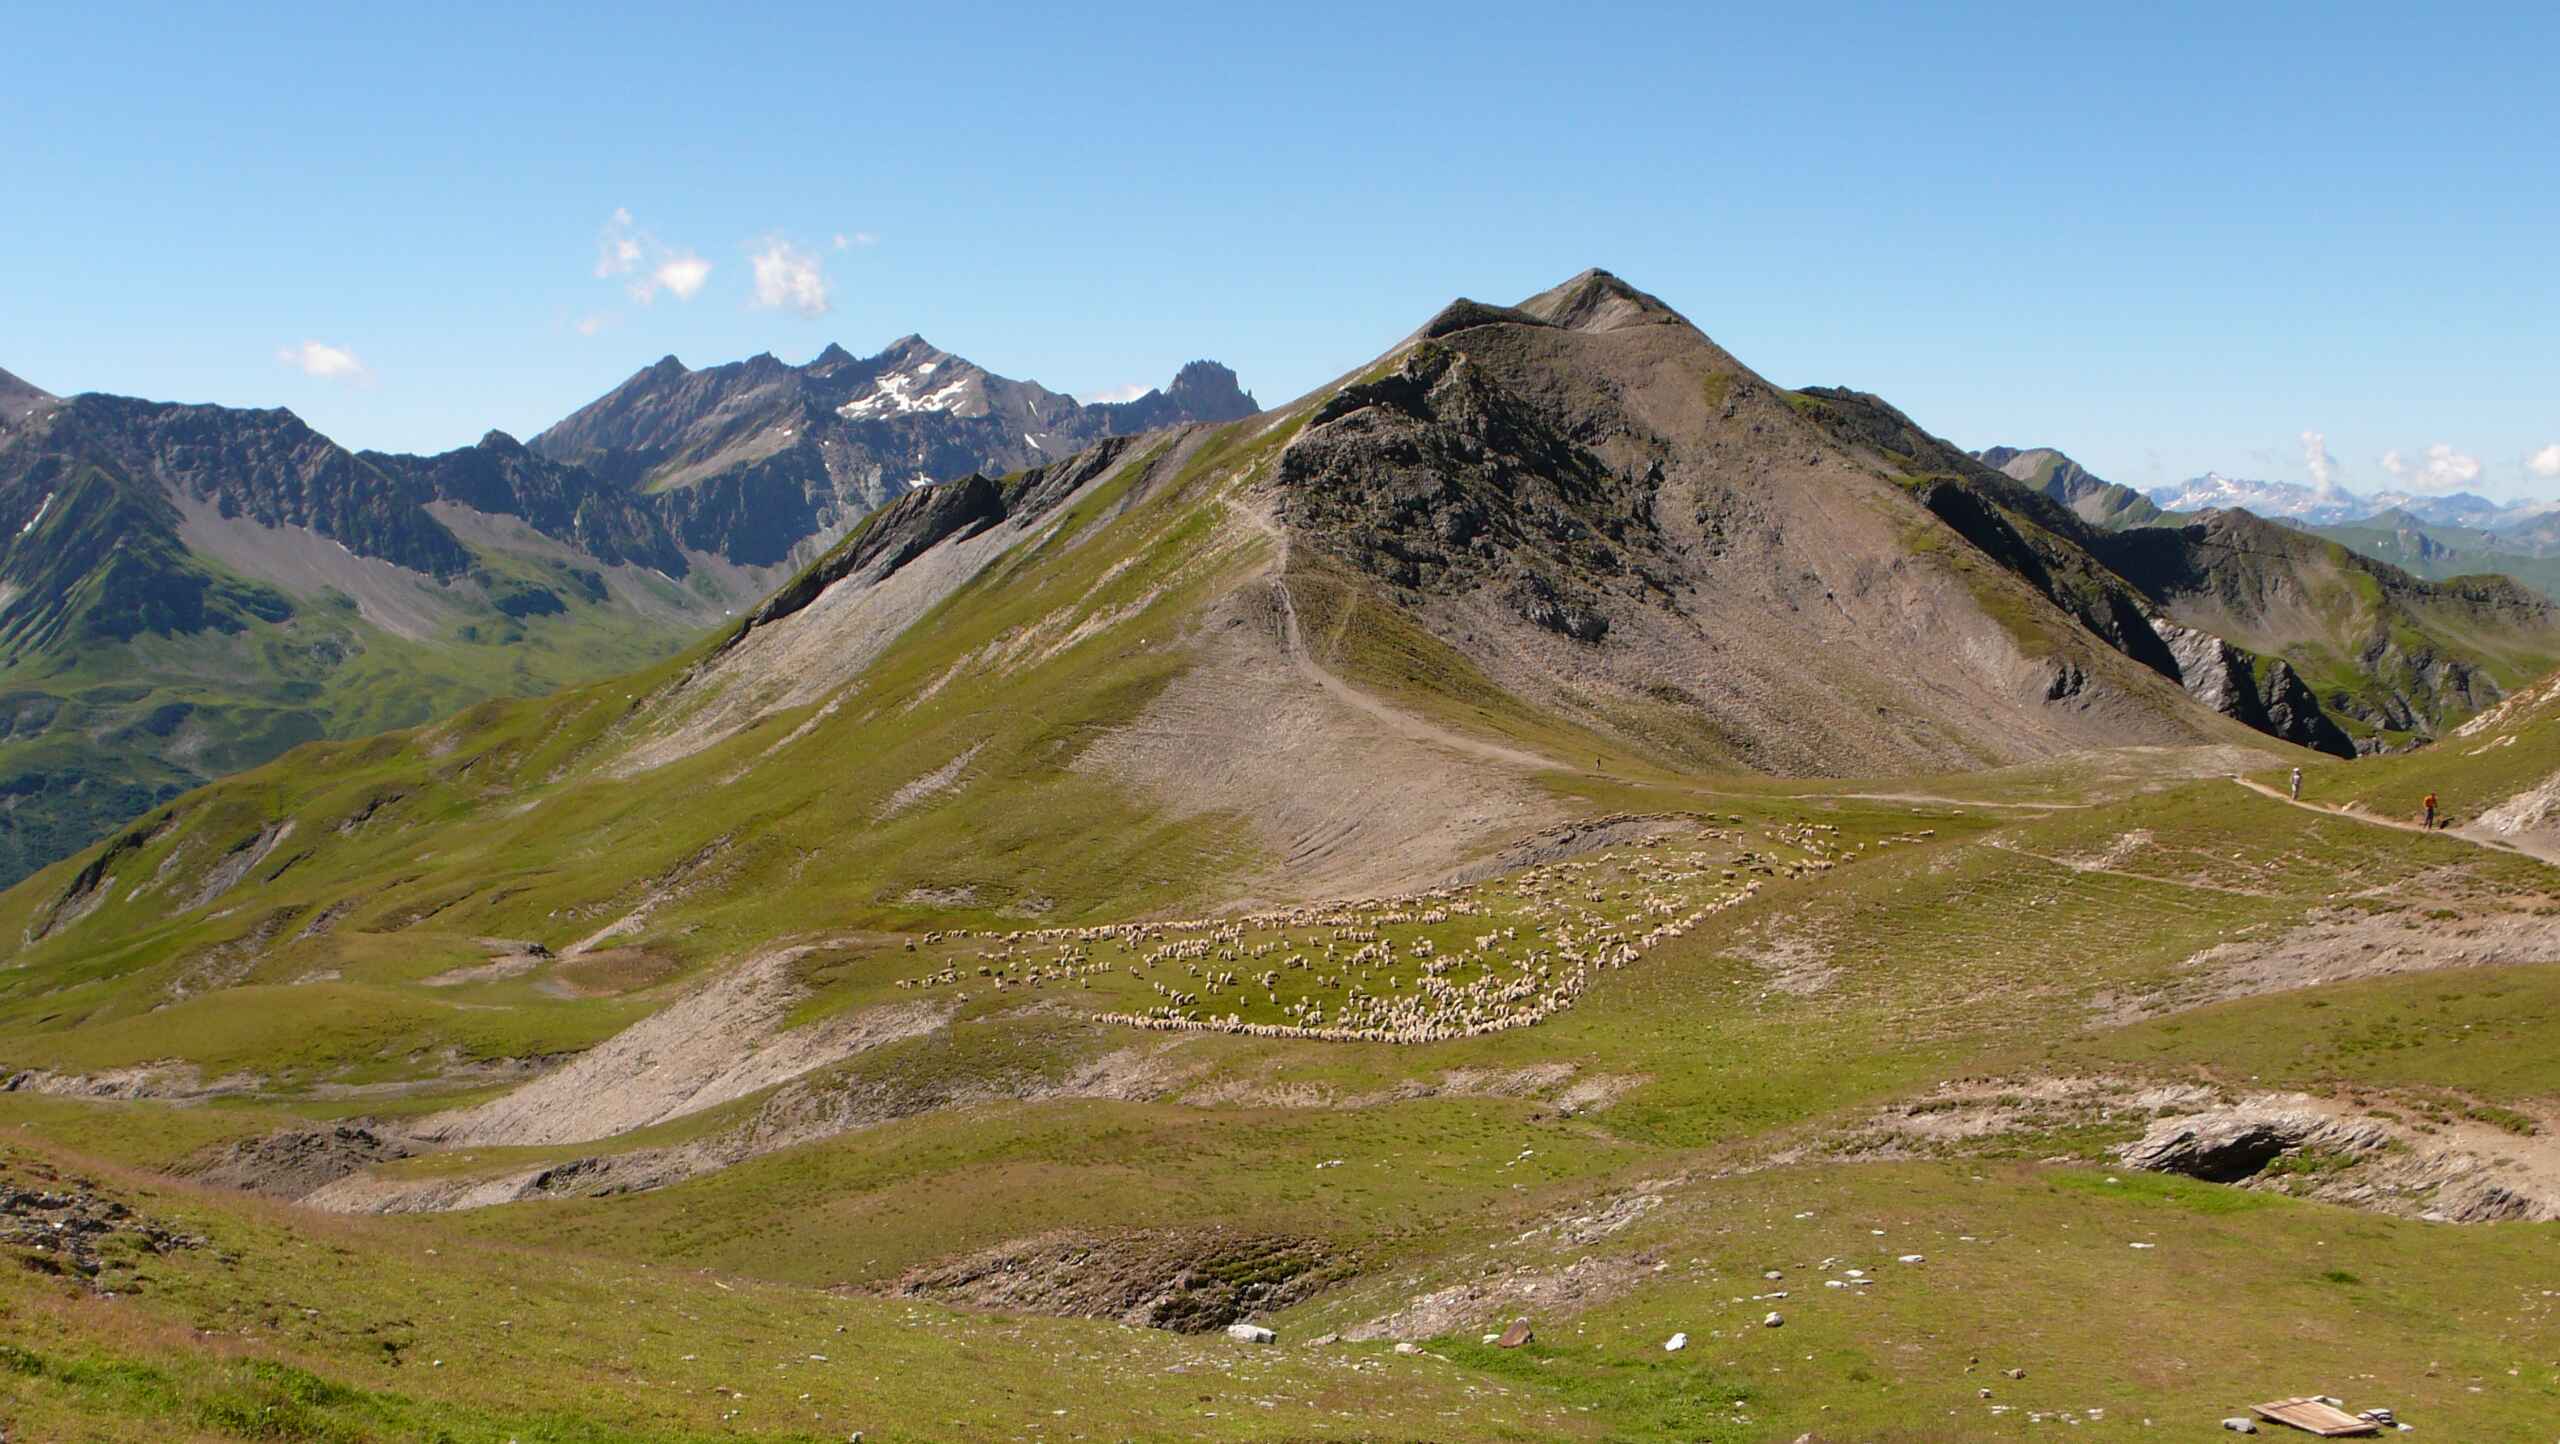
[[1515, 268, 1689, 333], [1163, 359, 1254, 410], [0, 364, 56, 425]]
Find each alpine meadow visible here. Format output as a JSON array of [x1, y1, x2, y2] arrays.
[[5, 6, 2560, 1442]]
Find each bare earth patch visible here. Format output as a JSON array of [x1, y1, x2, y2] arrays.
[[1344, 1253, 1660, 1342], [422, 945, 952, 1149]]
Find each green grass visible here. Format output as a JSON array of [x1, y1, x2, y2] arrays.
[[0, 1139, 1585, 1443], [2062, 964, 2560, 1104], [5, 377, 2560, 1441]]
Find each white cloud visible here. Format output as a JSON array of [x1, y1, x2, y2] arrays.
[[2299, 430, 2339, 492], [749, 238, 830, 317], [652, 254, 712, 301], [832, 230, 878, 250], [2379, 442, 2484, 493], [275, 340, 367, 380], [1079, 383, 1150, 404], [595, 209, 711, 302], [2529, 444, 2560, 480], [575, 312, 613, 337]]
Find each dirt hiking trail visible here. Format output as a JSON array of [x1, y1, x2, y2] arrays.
[[2230, 776, 2560, 866]]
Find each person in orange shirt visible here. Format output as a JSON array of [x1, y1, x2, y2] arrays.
[[2423, 792, 2438, 830]]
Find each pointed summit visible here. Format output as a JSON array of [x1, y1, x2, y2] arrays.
[[1514, 268, 1690, 333], [878, 334, 943, 365]]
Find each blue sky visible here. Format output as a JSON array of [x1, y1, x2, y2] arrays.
[[5, 2, 2555, 497]]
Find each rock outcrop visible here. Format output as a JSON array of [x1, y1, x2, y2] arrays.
[[2151, 617, 2357, 756], [2121, 1107, 2387, 1182]]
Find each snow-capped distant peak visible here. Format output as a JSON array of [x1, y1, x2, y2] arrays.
[[2146, 472, 2370, 525]]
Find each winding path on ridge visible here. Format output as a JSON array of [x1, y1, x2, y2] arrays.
[[1229, 495, 1568, 774], [2229, 775, 2560, 866]]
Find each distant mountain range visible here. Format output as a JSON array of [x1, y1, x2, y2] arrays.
[[2146, 471, 2560, 537], [1975, 445, 2560, 607], [529, 340, 1255, 566], [1974, 446, 2560, 541], [0, 343, 1257, 885]]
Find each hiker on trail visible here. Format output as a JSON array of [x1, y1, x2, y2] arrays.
[[2290, 767, 2302, 802], [2423, 792, 2438, 830]]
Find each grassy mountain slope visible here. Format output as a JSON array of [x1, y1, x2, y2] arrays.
[[8, 276, 2560, 1439], [9, 743, 2560, 1438], [0, 272, 2310, 1085]]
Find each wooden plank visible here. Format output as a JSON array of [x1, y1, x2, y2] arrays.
[[2253, 1396, 2379, 1436]]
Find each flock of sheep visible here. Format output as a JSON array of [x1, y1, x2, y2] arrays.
[[888, 815, 1931, 1045]]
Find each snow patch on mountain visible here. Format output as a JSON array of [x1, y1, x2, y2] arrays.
[[840, 366, 979, 420]]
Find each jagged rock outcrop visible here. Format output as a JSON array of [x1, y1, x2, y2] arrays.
[[2151, 617, 2356, 757], [1278, 340, 1666, 608]]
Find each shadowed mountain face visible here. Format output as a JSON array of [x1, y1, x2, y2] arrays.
[[0, 343, 1257, 886]]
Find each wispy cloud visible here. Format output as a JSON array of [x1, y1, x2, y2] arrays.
[[275, 340, 367, 380], [574, 312, 614, 337], [2530, 444, 2560, 481], [1079, 383, 1151, 404], [749, 237, 830, 317], [2299, 430, 2340, 492], [595, 207, 644, 279], [596, 208, 712, 303], [832, 230, 878, 250], [2379, 443, 2484, 493]]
